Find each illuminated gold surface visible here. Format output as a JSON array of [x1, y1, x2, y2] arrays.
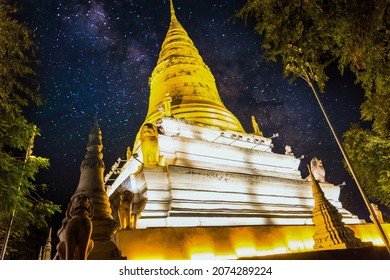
[[143, 1, 244, 132], [113, 224, 390, 260]]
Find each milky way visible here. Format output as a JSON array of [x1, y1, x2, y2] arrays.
[[19, 0, 367, 220]]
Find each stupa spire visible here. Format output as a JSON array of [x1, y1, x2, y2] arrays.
[[170, 0, 175, 16], [38, 247, 42, 260], [143, 0, 244, 132], [73, 120, 110, 222], [42, 228, 52, 260]]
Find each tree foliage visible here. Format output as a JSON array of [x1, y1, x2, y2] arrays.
[[343, 126, 390, 207], [0, 0, 60, 258], [237, 0, 389, 208]]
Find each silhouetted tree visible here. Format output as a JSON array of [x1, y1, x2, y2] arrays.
[[0, 0, 60, 259]]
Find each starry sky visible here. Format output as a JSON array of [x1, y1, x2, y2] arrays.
[[17, 0, 368, 223]]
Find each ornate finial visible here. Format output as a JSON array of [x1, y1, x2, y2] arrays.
[[170, 0, 175, 15], [251, 116, 263, 136]]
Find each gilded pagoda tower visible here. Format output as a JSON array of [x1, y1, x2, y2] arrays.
[[143, 0, 244, 133]]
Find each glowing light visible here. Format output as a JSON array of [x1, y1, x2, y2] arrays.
[[302, 238, 316, 250], [235, 246, 257, 258], [362, 237, 384, 246], [190, 252, 216, 260], [131, 254, 166, 260], [256, 247, 288, 256], [288, 240, 307, 252], [214, 254, 237, 260]]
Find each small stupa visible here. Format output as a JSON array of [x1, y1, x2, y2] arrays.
[[56, 121, 124, 259], [309, 166, 369, 249], [42, 228, 52, 260]]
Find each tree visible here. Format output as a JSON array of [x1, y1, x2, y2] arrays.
[[236, 0, 389, 209], [0, 0, 60, 259]]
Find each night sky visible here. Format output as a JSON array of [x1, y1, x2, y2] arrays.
[[18, 0, 368, 224]]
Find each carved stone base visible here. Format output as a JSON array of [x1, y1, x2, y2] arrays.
[[310, 172, 371, 250], [91, 219, 116, 240], [88, 239, 126, 260], [88, 219, 126, 259], [313, 226, 372, 250]]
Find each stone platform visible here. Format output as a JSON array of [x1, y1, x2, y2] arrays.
[[113, 223, 389, 260]]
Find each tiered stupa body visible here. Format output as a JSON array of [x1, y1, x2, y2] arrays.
[[106, 1, 370, 259]]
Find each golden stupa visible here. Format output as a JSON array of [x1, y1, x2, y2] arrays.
[[143, 0, 244, 132]]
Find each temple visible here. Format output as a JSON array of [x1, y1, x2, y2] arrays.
[[73, 1, 387, 259]]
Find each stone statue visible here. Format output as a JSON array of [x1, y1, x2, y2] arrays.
[[251, 116, 263, 136], [131, 191, 148, 229], [309, 157, 326, 183], [118, 190, 133, 229], [140, 123, 164, 166], [370, 203, 385, 223], [285, 145, 294, 156], [126, 146, 132, 160], [56, 194, 94, 260], [118, 189, 147, 229], [163, 92, 172, 117]]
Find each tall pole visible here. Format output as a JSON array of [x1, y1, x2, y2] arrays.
[[303, 74, 390, 255], [0, 126, 37, 260]]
